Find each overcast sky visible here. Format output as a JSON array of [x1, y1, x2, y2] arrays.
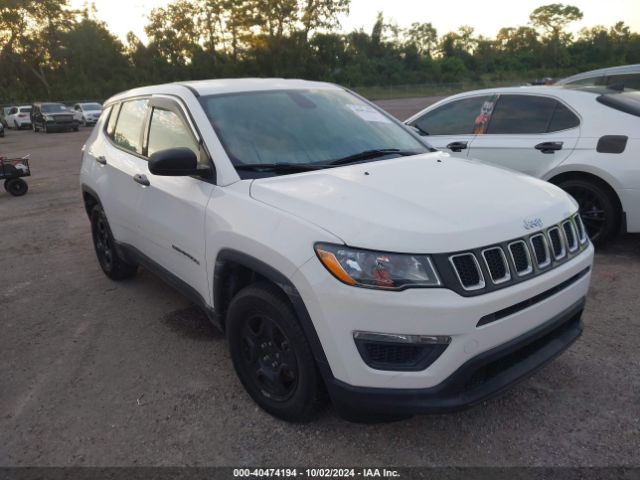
[[71, 0, 640, 43]]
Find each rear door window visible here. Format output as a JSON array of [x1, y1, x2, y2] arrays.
[[112, 99, 148, 154], [411, 96, 494, 135], [487, 95, 557, 134]]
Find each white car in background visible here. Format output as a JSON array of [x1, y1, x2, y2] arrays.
[[6, 106, 33, 130], [72, 102, 102, 126], [555, 64, 640, 90], [405, 86, 640, 244]]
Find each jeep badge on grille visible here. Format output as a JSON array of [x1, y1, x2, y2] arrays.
[[523, 217, 544, 230]]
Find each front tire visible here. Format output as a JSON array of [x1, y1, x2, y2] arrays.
[[557, 178, 620, 245], [227, 282, 326, 422], [4, 178, 28, 196], [90, 205, 138, 280]]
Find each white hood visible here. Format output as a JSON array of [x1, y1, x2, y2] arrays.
[[250, 153, 578, 253]]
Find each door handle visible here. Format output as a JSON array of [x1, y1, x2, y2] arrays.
[[95, 155, 107, 165], [535, 141, 563, 154], [446, 141, 468, 153], [133, 173, 150, 186]]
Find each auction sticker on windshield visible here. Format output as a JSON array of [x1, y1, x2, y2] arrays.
[[346, 104, 392, 123]]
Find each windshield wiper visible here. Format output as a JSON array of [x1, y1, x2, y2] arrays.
[[327, 149, 418, 166], [234, 163, 326, 173]]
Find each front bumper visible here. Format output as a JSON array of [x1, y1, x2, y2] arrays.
[[325, 297, 584, 416], [292, 244, 593, 391], [46, 122, 75, 131]]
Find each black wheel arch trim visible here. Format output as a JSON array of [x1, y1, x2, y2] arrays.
[[214, 248, 333, 378], [81, 184, 102, 218]]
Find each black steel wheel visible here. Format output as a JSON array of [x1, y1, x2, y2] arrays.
[[227, 282, 326, 422], [90, 205, 138, 280], [240, 313, 299, 402], [4, 178, 28, 196], [558, 178, 620, 245]]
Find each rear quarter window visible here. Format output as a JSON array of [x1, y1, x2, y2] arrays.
[[547, 102, 580, 131], [106, 103, 120, 137]]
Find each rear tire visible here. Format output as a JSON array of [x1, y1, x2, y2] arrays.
[[227, 282, 326, 422], [557, 178, 620, 245], [5, 178, 28, 196], [90, 205, 138, 280], [558, 178, 622, 245]]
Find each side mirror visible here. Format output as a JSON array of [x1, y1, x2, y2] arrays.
[[148, 147, 206, 177]]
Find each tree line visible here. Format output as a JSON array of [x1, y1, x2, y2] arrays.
[[0, 0, 639, 103]]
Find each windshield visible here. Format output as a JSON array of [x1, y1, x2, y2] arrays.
[[200, 89, 429, 174], [82, 103, 102, 111], [42, 104, 67, 113]]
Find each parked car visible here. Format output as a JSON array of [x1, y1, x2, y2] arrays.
[[6, 106, 32, 130], [405, 85, 640, 244], [1, 106, 13, 128], [72, 102, 103, 126], [80, 79, 593, 422], [555, 64, 640, 90], [31, 102, 78, 133], [0, 121, 4, 137]]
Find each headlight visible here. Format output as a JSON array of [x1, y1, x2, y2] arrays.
[[44, 115, 54, 121], [315, 243, 441, 290]]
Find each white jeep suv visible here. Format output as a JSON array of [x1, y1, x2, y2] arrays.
[[80, 79, 594, 422]]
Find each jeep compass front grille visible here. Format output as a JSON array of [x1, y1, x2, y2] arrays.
[[563, 221, 578, 252], [508, 240, 533, 276], [482, 247, 510, 284], [449, 254, 484, 290], [530, 234, 550, 267], [439, 214, 588, 296], [548, 227, 565, 260]]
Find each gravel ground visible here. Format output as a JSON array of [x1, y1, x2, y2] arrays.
[[0, 97, 638, 467]]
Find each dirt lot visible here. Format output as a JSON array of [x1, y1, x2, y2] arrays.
[[1, 98, 639, 467]]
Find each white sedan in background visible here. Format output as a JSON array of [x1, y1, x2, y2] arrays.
[[72, 102, 102, 126], [405, 86, 640, 244]]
